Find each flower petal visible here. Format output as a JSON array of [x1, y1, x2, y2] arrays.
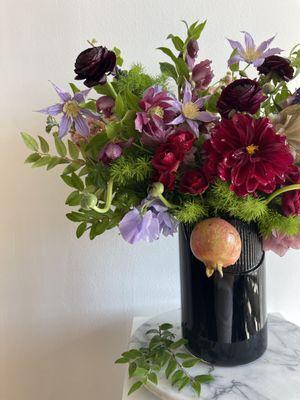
[[74, 114, 89, 137], [242, 31, 255, 51], [80, 107, 98, 119], [186, 119, 199, 135], [168, 114, 185, 125], [228, 54, 243, 66], [196, 111, 217, 122], [262, 47, 282, 58], [59, 114, 72, 138], [183, 81, 192, 103], [227, 38, 244, 54], [256, 35, 275, 53], [50, 81, 71, 102], [37, 103, 63, 116], [73, 89, 91, 103]]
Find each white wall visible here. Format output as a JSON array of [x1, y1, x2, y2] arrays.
[[1, 0, 300, 399]]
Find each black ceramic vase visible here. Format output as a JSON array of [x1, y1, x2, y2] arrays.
[[179, 219, 267, 366]]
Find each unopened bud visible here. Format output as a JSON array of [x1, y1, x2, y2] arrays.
[[150, 182, 164, 197], [262, 82, 275, 94], [81, 193, 98, 210]]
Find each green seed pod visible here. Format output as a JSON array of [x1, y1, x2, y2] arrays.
[[150, 182, 164, 197], [81, 193, 98, 210]]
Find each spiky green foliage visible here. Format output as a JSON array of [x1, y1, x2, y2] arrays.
[[114, 64, 167, 97], [110, 155, 152, 186], [174, 198, 208, 223], [206, 180, 268, 223], [259, 210, 300, 238]]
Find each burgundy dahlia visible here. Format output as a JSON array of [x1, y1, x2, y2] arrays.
[[203, 114, 294, 196], [282, 166, 300, 216], [74, 46, 116, 87], [257, 55, 294, 82], [217, 78, 266, 118], [179, 170, 208, 195], [167, 131, 196, 153]]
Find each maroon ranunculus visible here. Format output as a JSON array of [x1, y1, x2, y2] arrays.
[[282, 166, 300, 216], [203, 114, 294, 196], [179, 169, 208, 195], [153, 171, 176, 191], [257, 55, 294, 82], [74, 46, 116, 87], [151, 143, 182, 173], [217, 78, 266, 118], [192, 60, 214, 90], [96, 96, 115, 117], [167, 130, 196, 153]]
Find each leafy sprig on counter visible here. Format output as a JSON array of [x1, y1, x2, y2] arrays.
[[115, 323, 214, 397]]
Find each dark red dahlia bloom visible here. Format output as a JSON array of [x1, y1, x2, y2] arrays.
[[217, 78, 266, 118], [257, 55, 294, 82], [74, 46, 116, 87], [167, 131, 196, 153], [203, 114, 294, 196], [153, 171, 176, 191], [282, 166, 300, 216], [179, 169, 208, 195], [151, 143, 182, 173]]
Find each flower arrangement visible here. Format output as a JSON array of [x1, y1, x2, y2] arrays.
[[22, 21, 300, 257]]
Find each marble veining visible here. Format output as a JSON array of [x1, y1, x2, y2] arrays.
[[129, 310, 300, 400]]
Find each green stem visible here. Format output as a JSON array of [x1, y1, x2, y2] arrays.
[[265, 184, 300, 205], [158, 193, 176, 209], [106, 81, 117, 100], [92, 179, 114, 213]]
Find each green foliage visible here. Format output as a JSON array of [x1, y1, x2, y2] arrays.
[[206, 180, 268, 223], [116, 323, 214, 397], [259, 210, 300, 238], [110, 155, 152, 186], [174, 198, 208, 224]]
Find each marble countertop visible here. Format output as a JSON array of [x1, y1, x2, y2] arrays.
[[122, 311, 300, 400]]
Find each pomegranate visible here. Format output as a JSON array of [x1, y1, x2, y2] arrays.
[[190, 218, 242, 278]]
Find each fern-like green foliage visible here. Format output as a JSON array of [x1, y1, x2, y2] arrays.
[[174, 198, 208, 224], [114, 64, 167, 97], [207, 180, 268, 223], [110, 155, 152, 186], [259, 210, 300, 238]]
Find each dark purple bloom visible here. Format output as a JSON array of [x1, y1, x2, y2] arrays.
[[186, 39, 199, 69], [37, 82, 96, 138], [96, 96, 115, 117], [257, 55, 294, 81], [227, 32, 282, 67], [74, 46, 116, 87], [217, 78, 266, 118], [99, 143, 123, 165], [192, 60, 214, 90]]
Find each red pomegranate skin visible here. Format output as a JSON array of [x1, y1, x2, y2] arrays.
[[190, 218, 242, 277]]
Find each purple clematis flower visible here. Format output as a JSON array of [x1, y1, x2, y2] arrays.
[[150, 200, 178, 237], [167, 81, 216, 135], [227, 32, 282, 67], [38, 82, 97, 138]]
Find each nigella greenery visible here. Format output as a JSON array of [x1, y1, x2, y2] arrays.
[[258, 210, 300, 238], [116, 323, 214, 397], [109, 154, 153, 186], [174, 197, 208, 223]]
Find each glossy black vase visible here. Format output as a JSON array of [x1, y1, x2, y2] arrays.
[[179, 219, 267, 366]]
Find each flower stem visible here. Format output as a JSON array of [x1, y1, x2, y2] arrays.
[[265, 184, 300, 205], [106, 81, 117, 99], [92, 179, 114, 213], [158, 193, 176, 209]]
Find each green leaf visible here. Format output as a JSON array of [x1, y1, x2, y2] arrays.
[[66, 212, 88, 222], [175, 57, 189, 78], [54, 135, 67, 157], [165, 358, 177, 379], [38, 136, 49, 153], [65, 191, 81, 206], [167, 34, 184, 51], [61, 173, 84, 191], [115, 357, 129, 364], [146, 329, 159, 335], [128, 381, 143, 396], [114, 94, 125, 118], [68, 140, 80, 159], [21, 132, 39, 151], [46, 156, 66, 170], [159, 323, 173, 331], [89, 219, 109, 239], [123, 89, 140, 110], [62, 161, 82, 175], [157, 47, 178, 64], [182, 358, 199, 368], [76, 222, 87, 238], [24, 153, 41, 163], [32, 155, 51, 168], [171, 370, 184, 386], [122, 349, 142, 359], [128, 362, 137, 378], [175, 353, 193, 359], [189, 20, 206, 40], [169, 338, 188, 350], [194, 374, 214, 383], [132, 367, 148, 377], [69, 83, 80, 94], [94, 82, 117, 97], [113, 47, 124, 66], [229, 49, 239, 71], [192, 380, 201, 396], [159, 62, 178, 81], [178, 376, 190, 391], [106, 121, 122, 139], [148, 372, 158, 385]]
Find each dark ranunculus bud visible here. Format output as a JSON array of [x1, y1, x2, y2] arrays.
[[257, 55, 294, 82], [96, 96, 115, 117], [74, 46, 116, 88], [217, 78, 266, 118], [186, 40, 199, 70], [179, 169, 208, 195]]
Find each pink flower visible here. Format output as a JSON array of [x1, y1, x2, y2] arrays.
[[192, 60, 214, 90], [263, 231, 300, 256]]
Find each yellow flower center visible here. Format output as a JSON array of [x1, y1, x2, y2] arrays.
[[182, 101, 199, 119], [63, 100, 80, 118], [246, 144, 259, 155], [241, 48, 261, 63], [149, 106, 164, 118]]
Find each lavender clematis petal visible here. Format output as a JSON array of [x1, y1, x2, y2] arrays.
[[168, 114, 185, 125], [196, 111, 217, 122], [37, 103, 63, 116], [242, 31, 255, 51], [262, 47, 282, 58], [80, 107, 99, 119], [119, 209, 142, 244], [256, 36, 275, 53], [228, 54, 243, 66], [227, 38, 244, 54], [139, 211, 160, 242], [59, 114, 72, 138], [186, 119, 199, 135], [183, 81, 192, 103], [74, 114, 89, 137], [73, 89, 90, 103], [50, 81, 71, 102], [252, 58, 265, 67]]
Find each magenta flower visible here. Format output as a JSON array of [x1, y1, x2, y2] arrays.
[[263, 231, 300, 256], [38, 82, 97, 138], [167, 81, 216, 135], [192, 60, 214, 90], [227, 32, 282, 67], [186, 39, 199, 70]]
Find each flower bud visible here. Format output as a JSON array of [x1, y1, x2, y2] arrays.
[[150, 182, 164, 197], [262, 82, 275, 94], [81, 193, 98, 210]]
